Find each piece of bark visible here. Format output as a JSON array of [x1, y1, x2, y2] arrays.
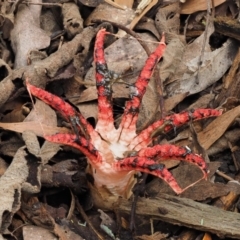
[[118, 194, 240, 239], [214, 16, 240, 41]]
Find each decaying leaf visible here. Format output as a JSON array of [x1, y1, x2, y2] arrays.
[[165, 28, 238, 97], [181, 0, 226, 14], [10, 0, 50, 68], [0, 122, 70, 137], [198, 106, 240, 150], [129, 0, 158, 29], [24, 99, 57, 127], [207, 129, 240, 156], [22, 130, 41, 156], [40, 141, 61, 165], [23, 225, 57, 240], [0, 133, 24, 157], [85, 2, 134, 26], [62, 2, 83, 39], [0, 1, 14, 39], [0, 147, 40, 234], [136, 231, 168, 240]]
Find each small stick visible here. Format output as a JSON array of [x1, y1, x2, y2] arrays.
[[228, 141, 239, 171], [216, 170, 235, 181], [130, 173, 148, 232], [75, 197, 105, 240], [8, 0, 62, 7]]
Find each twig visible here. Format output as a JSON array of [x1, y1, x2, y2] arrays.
[[8, 0, 62, 7], [216, 169, 235, 181], [130, 173, 148, 232], [228, 141, 239, 171], [75, 197, 105, 240]]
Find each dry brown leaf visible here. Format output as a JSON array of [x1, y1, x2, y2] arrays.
[[78, 0, 100, 7], [164, 93, 188, 112], [23, 225, 57, 240], [198, 106, 240, 150], [40, 141, 61, 165], [166, 25, 237, 97], [135, 18, 160, 40], [10, 1, 50, 68], [24, 99, 57, 126], [0, 78, 15, 108], [85, 3, 134, 26], [155, 3, 186, 82], [104, 0, 128, 9], [187, 94, 216, 110], [0, 122, 70, 137], [78, 102, 98, 121], [22, 131, 41, 156], [181, 0, 226, 14], [0, 147, 40, 233], [1, 100, 27, 123], [159, 38, 185, 82], [41, 9, 61, 36], [207, 129, 240, 156], [136, 231, 168, 240], [62, 2, 83, 39], [0, 1, 14, 39], [129, 0, 158, 29], [114, 0, 134, 8], [0, 134, 24, 157]]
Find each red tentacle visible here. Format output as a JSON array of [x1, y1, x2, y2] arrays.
[[44, 134, 102, 166], [131, 108, 222, 150], [26, 81, 96, 140], [113, 157, 183, 194], [94, 29, 115, 136], [119, 35, 166, 140], [137, 144, 208, 178]]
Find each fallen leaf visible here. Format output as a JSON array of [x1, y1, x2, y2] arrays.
[[22, 131, 41, 156], [166, 37, 237, 97], [0, 147, 40, 232], [24, 99, 57, 126], [0, 122, 70, 137], [181, 0, 226, 14], [136, 231, 168, 240], [85, 2, 134, 26], [62, 2, 83, 39], [10, 0, 50, 68], [23, 225, 56, 240]]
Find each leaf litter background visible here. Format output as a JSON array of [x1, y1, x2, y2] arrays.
[[0, 0, 240, 239]]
